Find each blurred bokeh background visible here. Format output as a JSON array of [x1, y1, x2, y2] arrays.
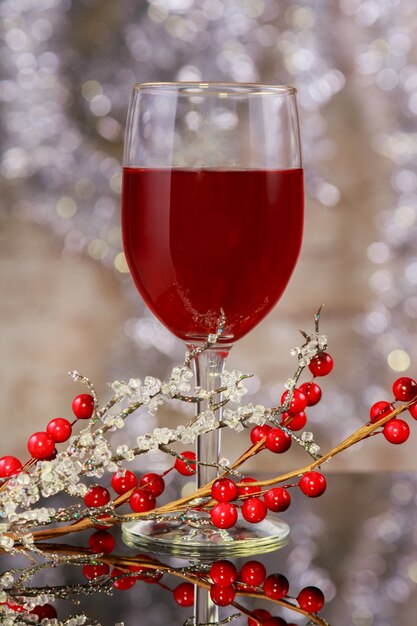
[[1, 0, 417, 472]]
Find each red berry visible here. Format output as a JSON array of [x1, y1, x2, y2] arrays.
[[27, 432, 55, 460], [281, 411, 306, 431], [210, 584, 236, 606], [46, 418, 72, 443], [237, 477, 261, 497], [72, 393, 94, 419], [369, 401, 395, 423], [83, 563, 110, 580], [0, 456, 22, 478], [263, 573, 289, 599], [88, 530, 115, 554], [280, 389, 307, 415], [211, 478, 238, 502], [264, 487, 291, 512], [174, 451, 196, 476], [84, 485, 111, 508], [265, 428, 292, 454], [210, 560, 238, 587], [392, 376, 417, 402], [240, 560, 266, 587], [111, 470, 138, 495], [264, 619, 287, 626], [129, 488, 156, 513], [248, 609, 271, 626], [299, 471, 327, 498], [308, 352, 333, 377], [210, 502, 238, 529], [112, 567, 136, 590], [29, 604, 57, 620], [242, 497, 267, 523], [173, 582, 194, 606], [297, 586, 325, 612], [408, 401, 417, 420], [250, 425, 272, 444], [299, 381, 322, 406], [383, 418, 410, 444], [140, 473, 165, 497]]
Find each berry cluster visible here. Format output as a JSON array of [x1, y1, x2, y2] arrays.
[[369, 376, 417, 444]]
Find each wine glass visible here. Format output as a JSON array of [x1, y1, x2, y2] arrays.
[[121, 83, 303, 559]]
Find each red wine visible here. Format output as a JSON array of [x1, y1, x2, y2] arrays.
[[122, 168, 303, 344]]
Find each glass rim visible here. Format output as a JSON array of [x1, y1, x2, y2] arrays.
[[132, 81, 297, 96]]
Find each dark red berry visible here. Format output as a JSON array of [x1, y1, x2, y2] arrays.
[[210, 560, 238, 587], [263, 619, 287, 626], [29, 605, 57, 620], [383, 418, 410, 444], [280, 389, 307, 415], [173, 582, 194, 606], [72, 393, 95, 419], [299, 471, 327, 498], [240, 560, 266, 587], [265, 428, 292, 454], [264, 487, 291, 512], [369, 401, 395, 423], [129, 488, 156, 512], [112, 567, 136, 590], [0, 456, 22, 478], [248, 609, 271, 626], [140, 473, 165, 496], [210, 502, 238, 529], [27, 432, 55, 460], [211, 477, 238, 502], [408, 401, 417, 420], [263, 573, 289, 599], [299, 381, 322, 406], [111, 470, 138, 495], [84, 485, 111, 508], [242, 498, 267, 523], [308, 352, 333, 377], [83, 563, 110, 580], [210, 584, 236, 606], [88, 530, 115, 555], [174, 451, 196, 475], [297, 586, 325, 612], [237, 477, 261, 497], [392, 376, 417, 402], [46, 418, 72, 443], [281, 411, 306, 431], [250, 425, 272, 444]]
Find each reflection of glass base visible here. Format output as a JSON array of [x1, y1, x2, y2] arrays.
[[122, 512, 289, 559]]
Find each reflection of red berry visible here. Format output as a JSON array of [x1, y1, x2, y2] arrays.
[[111, 470, 138, 495], [140, 473, 165, 496], [392, 377, 417, 402], [29, 605, 57, 620], [210, 560, 238, 587], [281, 389, 307, 415], [173, 582, 194, 606], [369, 401, 395, 423], [46, 418, 72, 443], [84, 486, 111, 508], [210, 584, 236, 606], [265, 428, 292, 454], [240, 560, 266, 587], [263, 573, 289, 599], [0, 456, 22, 478], [83, 563, 110, 580], [237, 477, 261, 497], [308, 352, 333, 377], [250, 425, 272, 444], [297, 586, 325, 612], [299, 471, 327, 498], [242, 498, 267, 523], [383, 418, 410, 444], [299, 382, 322, 406], [27, 432, 55, 460], [210, 502, 238, 529], [211, 478, 238, 502], [129, 488, 156, 512], [88, 530, 115, 554], [248, 608, 271, 626], [264, 487, 291, 512], [174, 451, 196, 475], [72, 394, 95, 419], [281, 411, 306, 431], [112, 567, 136, 590]]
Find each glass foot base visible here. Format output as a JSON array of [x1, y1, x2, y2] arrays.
[[122, 512, 289, 559]]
